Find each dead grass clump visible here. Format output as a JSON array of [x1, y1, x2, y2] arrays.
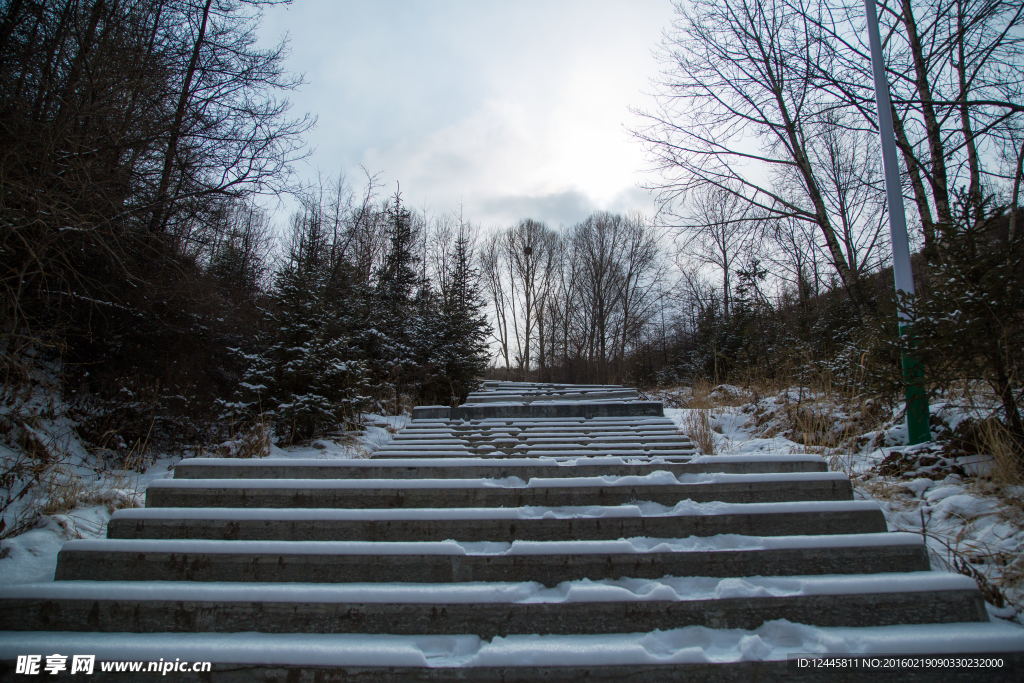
[[214, 419, 270, 459], [39, 470, 86, 516], [777, 388, 883, 457], [38, 463, 142, 517], [928, 530, 1022, 616], [975, 419, 1023, 490], [681, 409, 715, 455], [1, 413, 67, 539]]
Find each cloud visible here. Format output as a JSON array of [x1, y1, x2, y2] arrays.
[[478, 191, 597, 228], [258, 1, 675, 228]]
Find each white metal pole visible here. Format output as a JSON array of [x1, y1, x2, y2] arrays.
[[864, 0, 930, 444], [864, 0, 916, 309]]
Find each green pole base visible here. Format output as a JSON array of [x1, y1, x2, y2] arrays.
[[899, 325, 930, 445]]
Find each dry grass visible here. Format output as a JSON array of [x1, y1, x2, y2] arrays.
[[215, 418, 271, 459], [936, 534, 1020, 610], [661, 371, 1024, 617], [687, 379, 753, 409], [976, 418, 1023, 491], [681, 409, 715, 455], [2, 407, 145, 540]]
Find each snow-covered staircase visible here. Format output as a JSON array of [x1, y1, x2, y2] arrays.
[[1, 382, 1022, 680]]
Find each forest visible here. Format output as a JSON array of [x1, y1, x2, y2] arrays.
[[1, 0, 1022, 467]]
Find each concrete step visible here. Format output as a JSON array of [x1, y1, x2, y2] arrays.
[[3, 623, 1023, 682], [391, 441, 694, 452], [171, 455, 828, 480], [372, 450, 698, 460], [0, 573, 987, 635], [106, 500, 886, 542], [409, 419, 679, 427], [397, 434, 684, 443], [409, 433, 683, 438], [54, 534, 930, 584], [390, 435, 687, 445], [407, 417, 678, 428], [377, 442, 694, 451], [472, 383, 628, 394], [372, 449, 698, 459], [464, 390, 640, 404], [401, 430, 688, 440], [407, 428, 681, 435], [144, 472, 854, 509], [2, 627, 1021, 682], [468, 385, 633, 393], [412, 402, 664, 421]]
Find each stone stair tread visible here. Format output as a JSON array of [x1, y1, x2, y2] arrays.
[[105, 499, 888, 541], [472, 449, 694, 454], [172, 454, 827, 479], [53, 533, 931, 584], [2, 622, 1020, 675], [373, 450, 698, 458], [150, 471, 850, 488], [144, 473, 855, 508], [0, 570, 980, 603], [402, 436, 683, 441], [0, 574, 988, 634], [112, 498, 883, 520], [412, 402, 665, 420], [52, 531, 931, 555]]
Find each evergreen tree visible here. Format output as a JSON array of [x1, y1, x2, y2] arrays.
[[225, 211, 369, 443], [371, 190, 422, 403], [905, 197, 1024, 452], [436, 228, 492, 403]]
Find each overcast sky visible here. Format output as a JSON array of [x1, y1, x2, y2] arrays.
[[256, 0, 676, 230]]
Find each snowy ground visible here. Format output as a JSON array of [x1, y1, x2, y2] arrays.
[[658, 384, 1024, 624], [0, 402, 407, 586]]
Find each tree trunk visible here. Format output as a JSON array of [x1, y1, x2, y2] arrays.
[[890, 103, 937, 262], [776, 95, 868, 314], [900, 0, 953, 234], [991, 354, 1024, 455], [1009, 139, 1024, 245], [149, 0, 213, 235], [955, 1, 984, 224]]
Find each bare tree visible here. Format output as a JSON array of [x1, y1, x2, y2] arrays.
[[479, 231, 513, 377], [809, 0, 1024, 252], [506, 220, 559, 377], [678, 184, 756, 316], [614, 213, 663, 372], [634, 0, 875, 313]]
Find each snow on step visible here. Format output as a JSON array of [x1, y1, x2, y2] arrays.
[[0, 570, 981, 604], [143, 471, 855, 508], [1, 624, 1020, 673], [105, 499, 887, 542], [171, 454, 828, 479], [53, 533, 932, 584], [0, 573, 988, 635]]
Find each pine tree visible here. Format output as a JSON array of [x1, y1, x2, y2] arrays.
[[906, 197, 1024, 452], [437, 228, 492, 402], [226, 212, 369, 444], [371, 189, 422, 404]]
